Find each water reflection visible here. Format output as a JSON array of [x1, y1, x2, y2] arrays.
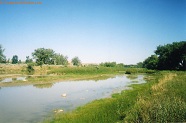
[[33, 83, 53, 89], [0, 75, 145, 123], [17, 77, 26, 81], [28, 75, 48, 79], [1, 78, 12, 82], [126, 75, 138, 80], [0, 77, 26, 82]]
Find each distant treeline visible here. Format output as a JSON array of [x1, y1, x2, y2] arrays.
[[0, 47, 81, 67], [0, 41, 185, 70]]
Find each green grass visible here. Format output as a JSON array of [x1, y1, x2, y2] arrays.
[[124, 71, 186, 122], [0, 64, 148, 87], [47, 66, 125, 75], [44, 71, 186, 123], [0, 64, 148, 76]]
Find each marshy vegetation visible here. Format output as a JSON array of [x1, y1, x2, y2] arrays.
[[0, 63, 149, 86], [44, 71, 186, 123]]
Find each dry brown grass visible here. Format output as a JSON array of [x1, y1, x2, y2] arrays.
[[151, 73, 176, 92]]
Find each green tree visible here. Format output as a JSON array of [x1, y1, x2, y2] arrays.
[[25, 56, 33, 63], [26, 63, 35, 74], [12, 55, 18, 64], [116, 63, 125, 68], [143, 55, 158, 70], [100, 62, 117, 67], [0, 44, 6, 63], [155, 41, 186, 70], [18, 60, 22, 64], [53, 53, 68, 65], [71, 57, 81, 66], [32, 48, 55, 66], [136, 62, 143, 68]]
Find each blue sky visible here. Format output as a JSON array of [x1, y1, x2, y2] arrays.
[[0, 0, 185, 64]]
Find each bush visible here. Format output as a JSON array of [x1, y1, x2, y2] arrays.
[[125, 71, 131, 74], [100, 62, 117, 67], [27, 63, 35, 74]]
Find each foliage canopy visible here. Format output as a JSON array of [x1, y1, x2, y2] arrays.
[[143, 41, 186, 70], [71, 57, 81, 66], [100, 62, 117, 67], [155, 41, 186, 70], [32, 48, 55, 66], [143, 55, 158, 70], [53, 53, 68, 65], [12, 55, 18, 64], [32, 48, 68, 66], [25, 56, 33, 63], [0, 44, 6, 63]]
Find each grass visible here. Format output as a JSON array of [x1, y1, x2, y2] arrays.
[[0, 64, 26, 75], [44, 71, 186, 123], [0, 64, 148, 87], [47, 66, 131, 75], [125, 71, 186, 122], [0, 64, 148, 76]]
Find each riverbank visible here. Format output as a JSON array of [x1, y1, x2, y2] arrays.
[[0, 74, 117, 87], [43, 71, 186, 123], [0, 64, 148, 87]]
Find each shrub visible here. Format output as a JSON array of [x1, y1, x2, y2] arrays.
[[125, 71, 131, 74], [27, 63, 35, 74]]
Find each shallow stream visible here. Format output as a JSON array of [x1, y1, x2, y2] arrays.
[[0, 75, 145, 123]]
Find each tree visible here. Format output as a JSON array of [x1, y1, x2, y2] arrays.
[[26, 63, 35, 74], [0, 44, 6, 63], [32, 48, 55, 66], [136, 62, 143, 68], [18, 60, 22, 64], [143, 55, 158, 70], [71, 57, 81, 66], [53, 53, 68, 65], [155, 41, 186, 70], [12, 55, 18, 64], [100, 62, 117, 67], [25, 56, 33, 63], [117, 63, 125, 68]]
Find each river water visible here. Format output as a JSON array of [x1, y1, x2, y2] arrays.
[[0, 75, 145, 123]]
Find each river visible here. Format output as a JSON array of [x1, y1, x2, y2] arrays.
[[0, 75, 145, 123]]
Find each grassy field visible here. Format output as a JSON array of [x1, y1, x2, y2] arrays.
[[43, 71, 186, 123]]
